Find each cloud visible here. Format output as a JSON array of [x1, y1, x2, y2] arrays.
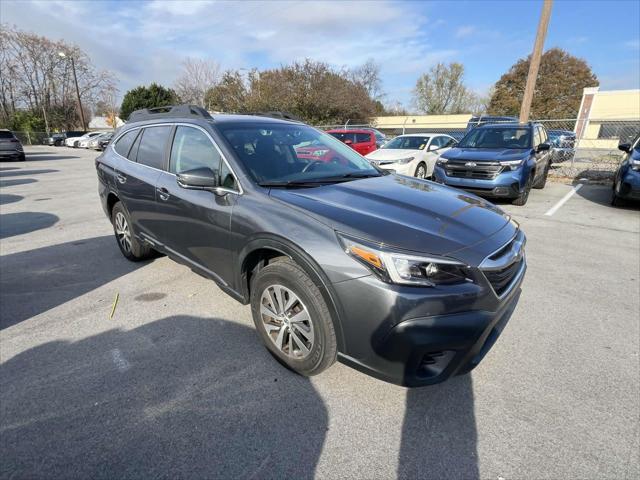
[[455, 25, 477, 39], [0, 0, 460, 107]]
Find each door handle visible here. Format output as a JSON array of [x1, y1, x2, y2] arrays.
[[157, 187, 170, 201], [116, 173, 127, 184]]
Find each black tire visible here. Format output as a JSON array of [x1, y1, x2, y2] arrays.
[[250, 257, 337, 377], [18, 153, 25, 162], [512, 173, 533, 206], [533, 163, 549, 189], [414, 162, 427, 179], [111, 202, 152, 261], [611, 181, 624, 207]]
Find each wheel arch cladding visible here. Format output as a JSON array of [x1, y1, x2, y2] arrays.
[[240, 235, 346, 353]]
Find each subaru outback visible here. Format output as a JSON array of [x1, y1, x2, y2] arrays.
[[96, 105, 526, 387]]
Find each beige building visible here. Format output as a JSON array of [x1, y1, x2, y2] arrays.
[[372, 114, 473, 136], [575, 87, 640, 149]]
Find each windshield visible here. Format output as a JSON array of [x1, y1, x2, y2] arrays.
[[458, 127, 531, 149], [0, 131, 15, 139], [218, 123, 381, 185], [382, 136, 430, 150]]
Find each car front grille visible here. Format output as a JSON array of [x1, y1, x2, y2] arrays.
[[480, 231, 526, 298], [445, 160, 504, 180], [483, 258, 524, 297]]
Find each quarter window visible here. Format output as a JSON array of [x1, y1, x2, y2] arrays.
[[136, 126, 172, 170], [114, 129, 139, 158], [355, 132, 372, 143], [170, 126, 221, 174]]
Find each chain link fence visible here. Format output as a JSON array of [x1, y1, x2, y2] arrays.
[[12, 131, 51, 145]]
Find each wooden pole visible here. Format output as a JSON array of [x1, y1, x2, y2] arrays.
[[519, 0, 553, 123]]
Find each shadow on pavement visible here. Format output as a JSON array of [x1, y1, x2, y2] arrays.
[[572, 179, 639, 210], [0, 166, 20, 171], [0, 212, 58, 240], [0, 235, 145, 328], [24, 151, 84, 162], [0, 169, 59, 177], [399, 375, 478, 479], [0, 316, 328, 479], [0, 178, 37, 188], [0, 194, 23, 205]]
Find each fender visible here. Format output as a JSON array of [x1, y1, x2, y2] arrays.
[[238, 234, 346, 353]]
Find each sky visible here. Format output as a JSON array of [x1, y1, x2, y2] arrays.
[[2, 0, 639, 108]]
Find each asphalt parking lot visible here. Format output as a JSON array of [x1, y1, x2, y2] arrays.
[[1, 146, 639, 479]]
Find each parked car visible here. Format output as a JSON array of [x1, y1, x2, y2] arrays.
[[61, 131, 87, 147], [88, 132, 113, 151], [434, 122, 552, 206], [611, 133, 640, 206], [326, 129, 377, 156], [365, 133, 456, 179], [466, 115, 518, 131], [359, 127, 387, 148], [96, 105, 527, 387], [547, 129, 576, 163], [77, 132, 104, 148], [45, 133, 67, 146], [0, 129, 25, 161]]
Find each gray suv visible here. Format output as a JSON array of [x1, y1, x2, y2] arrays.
[[96, 105, 526, 387]]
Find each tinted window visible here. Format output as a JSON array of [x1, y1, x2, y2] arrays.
[[355, 132, 372, 143], [329, 132, 356, 143], [219, 160, 238, 190], [458, 127, 531, 149], [383, 136, 430, 150], [0, 131, 15, 139], [114, 129, 139, 157], [170, 126, 221, 174], [136, 126, 172, 170]]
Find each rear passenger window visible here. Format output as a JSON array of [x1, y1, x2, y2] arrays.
[[355, 132, 372, 143], [114, 129, 139, 158], [136, 126, 172, 170], [170, 126, 221, 174]]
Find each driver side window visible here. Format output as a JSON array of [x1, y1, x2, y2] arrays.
[[170, 126, 221, 174]]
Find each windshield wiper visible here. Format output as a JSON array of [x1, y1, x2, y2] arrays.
[[259, 172, 381, 188]]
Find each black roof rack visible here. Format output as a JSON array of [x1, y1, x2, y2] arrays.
[[128, 104, 212, 123], [246, 111, 302, 122]]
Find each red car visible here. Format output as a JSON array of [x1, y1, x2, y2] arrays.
[[326, 129, 378, 156]]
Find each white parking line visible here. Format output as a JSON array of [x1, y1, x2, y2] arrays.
[[544, 184, 583, 216]]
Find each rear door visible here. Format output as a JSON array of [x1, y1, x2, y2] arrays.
[[114, 125, 173, 241], [353, 132, 375, 155], [154, 124, 240, 286]]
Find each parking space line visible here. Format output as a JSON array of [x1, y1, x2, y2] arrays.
[[544, 184, 583, 216]]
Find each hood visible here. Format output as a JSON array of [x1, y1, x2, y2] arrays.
[[441, 147, 530, 162], [366, 149, 420, 161], [270, 175, 514, 264]]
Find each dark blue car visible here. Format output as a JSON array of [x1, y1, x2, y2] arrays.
[[434, 122, 553, 205], [612, 133, 640, 206]]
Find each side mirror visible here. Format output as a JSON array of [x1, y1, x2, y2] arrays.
[[537, 142, 551, 151], [428, 144, 438, 151], [618, 143, 631, 153], [176, 167, 219, 190]]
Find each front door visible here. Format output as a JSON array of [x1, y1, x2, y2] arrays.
[[154, 125, 239, 286]]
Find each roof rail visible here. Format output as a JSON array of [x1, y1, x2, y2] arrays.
[[127, 104, 212, 123], [246, 111, 303, 122]]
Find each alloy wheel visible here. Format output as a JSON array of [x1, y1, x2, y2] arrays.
[[259, 284, 314, 359], [114, 211, 132, 254], [416, 165, 426, 178]]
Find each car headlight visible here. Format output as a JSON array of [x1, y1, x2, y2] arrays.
[[631, 158, 640, 171], [500, 159, 525, 171], [338, 234, 471, 287], [393, 156, 414, 164], [435, 156, 448, 166]]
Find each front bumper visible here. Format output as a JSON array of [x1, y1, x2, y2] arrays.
[[433, 165, 524, 198], [333, 250, 526, 387]]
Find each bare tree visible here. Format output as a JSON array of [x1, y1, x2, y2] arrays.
[[0, 24, 115, 130], [413, 62, 475, 115], [174, 57, 220, 107], [349, 58, 384, 101]]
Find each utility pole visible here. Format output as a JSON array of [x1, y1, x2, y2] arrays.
[[58, 52, 87, 130], [519, 0, 553, 123]]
